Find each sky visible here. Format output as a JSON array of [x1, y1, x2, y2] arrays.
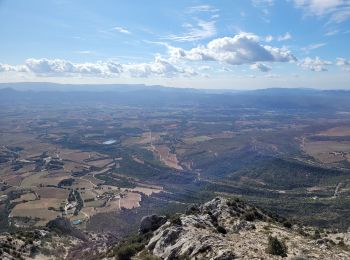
[[0, 0, 350, 89]]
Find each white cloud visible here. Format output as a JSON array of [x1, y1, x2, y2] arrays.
[[1, 57, 196, 79], [298, 56, 332, 71], [198, 65, 211, 71], [166, 4, 219, 42], [301, 42, 327, 52], [336, 57, 350, 71], [265, 35, 274, 42], [293, 0, 350, 23], [250, 63, 272, 72], [0, 33, 298, 79], [76, 50, 94, 54], [25, 58, 111, 76], [265, 32, 291, 42], [113, 26, 131, 34], [123, 56, 196, 78], [325, 29, 340, 36], [251, 0, 274, 23], [0, 63, 18, 72], [187, 5, 219, 13], [336, 57, 350, 66], [277, 32, 292, 41], [331, 6, 350, 22], [167, 32, 296, 65], [252, 0, 274, 7], [264, 73, 280, 78], [166, 20, 216, 42]]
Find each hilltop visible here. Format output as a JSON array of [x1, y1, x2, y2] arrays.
[[1, 197, 350, 259], [109, 197, 350, 260]]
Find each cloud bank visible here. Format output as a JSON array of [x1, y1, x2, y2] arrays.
[[167, 32, 296, 65], [2, 57, 196, 79], [2, 32, 344, 79]]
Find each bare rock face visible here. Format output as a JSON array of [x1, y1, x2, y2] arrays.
[[145, 197, 350, 260], [140, 214, 167, 234]]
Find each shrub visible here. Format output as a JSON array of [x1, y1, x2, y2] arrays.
[[186, 205, 200, 215], [216, 225, 227, 234], [283, 221, 292, 229], [266, 236, 287, 257], [115, 243, 143, 260], [337, 239, 349, 251], [313, 229, 321, 239], [111, 233, 152, 259], [242, 209, 263, 221], [208, 213, 218, 226], [138, 249, 161, 260], [170, 215, 182, 226], [194, 222, 206, 229]]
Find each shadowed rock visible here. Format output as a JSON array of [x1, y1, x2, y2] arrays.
[[139, 214, 167, 234], [46, 217, 88, 242]]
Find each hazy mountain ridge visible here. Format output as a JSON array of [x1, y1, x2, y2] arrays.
[[1, 83, 350, 110]]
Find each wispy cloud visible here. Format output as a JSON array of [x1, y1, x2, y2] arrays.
[[324, 29, 340, 36], [293, 0, 350, 23], [166, 20, 216, 42], [166, 5, 219, 42], [76, 50, 95, 55], [251, 0, 274, 22], [187, 5, 219, 13], [264, 32, 292, 42], [113, 26, 131, 34], [251, 0, 274, 7], [265, 35, 274, 42], [250, 63, 272, 72], [277, 32, 292, 41], [336, 57, 350, 71], [301, 43, 327, 53]]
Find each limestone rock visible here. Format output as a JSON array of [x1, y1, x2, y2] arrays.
[[145, 197, 350, 260], [140, 214, 167, 234]]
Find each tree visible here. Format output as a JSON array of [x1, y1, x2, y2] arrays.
[[266, 236, 287, 257]]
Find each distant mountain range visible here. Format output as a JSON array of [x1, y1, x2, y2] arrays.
[[0, 82, 333, 93], [1, 82, 350, 111]]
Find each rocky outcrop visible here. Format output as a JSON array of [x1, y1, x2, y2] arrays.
[[140, 214, 167, 234], [46, 217, 88, 242], [145, 197, 350, 260]]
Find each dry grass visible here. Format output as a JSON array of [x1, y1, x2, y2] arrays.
[[152, 145, 182, 170], [183, 135, 213, 144], [12, 193, 37, 203], [129, 186, 163, 196], [10, 198, 63, 226], [21, 171, 69, 187], [303, 141, 350, 163], [318, 126, 350, 136], [120, 192, 141, 209], [34, 187, 69, 199]]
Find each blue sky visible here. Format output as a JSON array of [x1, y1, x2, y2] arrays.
[[0, 0, 350, 89]]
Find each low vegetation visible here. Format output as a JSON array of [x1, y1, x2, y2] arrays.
[[266, 236, 288, 257]]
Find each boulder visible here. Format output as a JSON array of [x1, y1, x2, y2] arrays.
[[139, 214, 167, 234]]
